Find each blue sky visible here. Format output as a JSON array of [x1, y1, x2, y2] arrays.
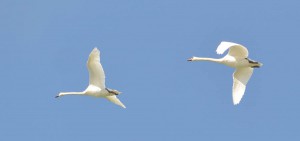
[[1, 0, 300, 140]]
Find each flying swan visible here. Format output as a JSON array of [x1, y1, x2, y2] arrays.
[[56, 48, 126, 108], [188, 41, 262, 105]]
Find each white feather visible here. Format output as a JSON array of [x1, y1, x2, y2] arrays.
[[106, 95, 126, 108], [188, 41, 261, 105], [87, 48, 106, 89], [57, 48, 126, 108], [216, 41, 249, 58], [232, 68, 253, 105]]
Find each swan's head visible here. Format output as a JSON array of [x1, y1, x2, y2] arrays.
[[56, 92, 64, 98], [187, 57, 196, 61]]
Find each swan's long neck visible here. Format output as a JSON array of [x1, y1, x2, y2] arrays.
[[58, 91, 85, 97], [191, 57, 222, 63]]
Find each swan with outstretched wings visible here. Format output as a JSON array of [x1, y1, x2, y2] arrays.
[[56, 48, 126, 108], [188, 41, 262, 105]]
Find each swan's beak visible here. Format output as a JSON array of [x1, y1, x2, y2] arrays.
[[55, 93, 62, 98], [187, 57, 193, 61]]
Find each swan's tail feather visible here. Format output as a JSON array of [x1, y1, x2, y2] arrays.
[[105, 95, 126, 108]]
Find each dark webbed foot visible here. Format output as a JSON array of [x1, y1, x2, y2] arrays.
[[105, 88, 119, 95], [105, 88, 111, 93], [245, 58, 259, 64], [251, 66, 260, 68]]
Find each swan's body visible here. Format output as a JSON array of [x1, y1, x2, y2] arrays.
[[188, 41, 262, 105], [56, 48, 126, 108]]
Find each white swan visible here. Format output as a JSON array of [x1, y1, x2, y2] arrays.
[[188, 41, 262, 105], [56, 48, 126, 108]]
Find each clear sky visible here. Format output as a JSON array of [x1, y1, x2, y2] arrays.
[[1, 0, 300, 140]]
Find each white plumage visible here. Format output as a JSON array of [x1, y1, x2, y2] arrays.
[[56, 48, 126, 108], [188, 41, 262, 105]]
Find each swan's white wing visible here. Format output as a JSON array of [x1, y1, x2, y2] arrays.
[[87, 48, 106, 89], [106, 95, 126, 108], [216, 41, 249, 58], [232, 67, 253, 105]]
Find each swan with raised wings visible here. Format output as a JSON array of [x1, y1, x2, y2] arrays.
[[188, 41, 262, 105], [56, 48, 126, 108]]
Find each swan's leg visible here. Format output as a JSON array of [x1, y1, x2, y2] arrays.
[[105, 88, 119, 95], [251, 66, 260, 68], [245, 58, 259, 64], [105, 88, 113, 94]]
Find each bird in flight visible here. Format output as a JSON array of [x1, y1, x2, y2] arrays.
[[56, 48, 126, 108], [188, 41, 262, 105]]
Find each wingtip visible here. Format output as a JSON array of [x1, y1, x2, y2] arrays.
[[92, 47, 99, 52], [221, 41, 232, 44], [90, 47, 100, 57], [216, 51, 222, 55], [233, 100, 241, 105], [216, 41, 242, 55]]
